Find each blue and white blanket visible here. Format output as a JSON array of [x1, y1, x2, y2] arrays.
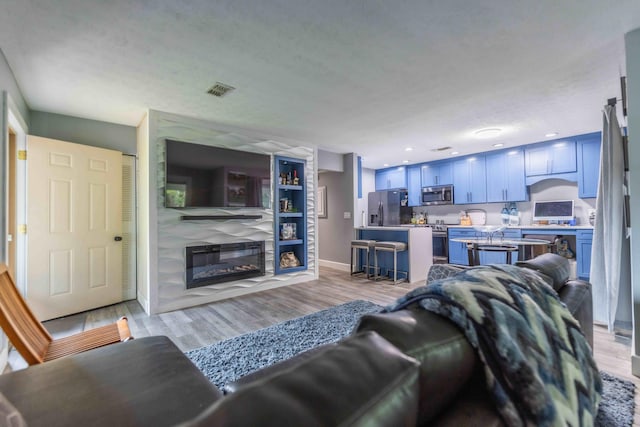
[[387, 264, 601, 427]]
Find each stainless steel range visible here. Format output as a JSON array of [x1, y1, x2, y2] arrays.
[[429, 221, 449, 264]]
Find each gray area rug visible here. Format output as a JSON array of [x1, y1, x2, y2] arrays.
[[186, 300, 635, 425], [185, 299, 382, 389], [596, 371, 635, 427]]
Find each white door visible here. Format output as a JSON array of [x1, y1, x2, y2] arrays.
[[27, 136, 123, 320]]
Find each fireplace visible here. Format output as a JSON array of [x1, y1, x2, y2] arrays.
[[185, 242, 265, 289]]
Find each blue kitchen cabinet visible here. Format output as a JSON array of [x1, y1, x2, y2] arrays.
[[407, 165, 422, 207], [375, 166, 407, 190], [485, 149, 527, 203], [525, 140, 577, 176], [576, 230, 593, 280], [453, 155, 486, 204], [577, 135, 601, 199], [448, 228, 478, 265], [421, 161, 453, 187]]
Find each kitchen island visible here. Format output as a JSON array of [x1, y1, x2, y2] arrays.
[[355, 226, 432, 283]]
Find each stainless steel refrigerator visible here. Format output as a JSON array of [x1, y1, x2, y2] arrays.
[[367, 190, 411, 226]]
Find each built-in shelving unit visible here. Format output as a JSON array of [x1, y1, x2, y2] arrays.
[[274, 156, 307, 274]]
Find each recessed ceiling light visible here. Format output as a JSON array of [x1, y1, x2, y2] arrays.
[[405, 147, 413, 151], [492, 143, 504, 148], [451, 151, 459, 155], [383, 163, 389, 167], [402, 160, 409, 164], [545, 132, 559, 138], [474, 128, 502, 139]]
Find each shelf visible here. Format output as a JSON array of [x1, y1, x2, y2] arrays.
[[277, 239, 303, 245], [274, 156, 307, 275], [278, 185, 303, 191], [180, 215, 262, 221]]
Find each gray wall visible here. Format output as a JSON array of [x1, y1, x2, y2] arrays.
[[318, 154, 356, 265], [0, 49, 29, 125], [625, 28, 640, 374], [30, 111, 137, 154]]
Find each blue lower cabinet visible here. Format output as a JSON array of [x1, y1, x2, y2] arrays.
[[357, 230, 409, 277], [447, 229, 476, 266], [477, 229, 522, 265], [576, 230, 593, 280]]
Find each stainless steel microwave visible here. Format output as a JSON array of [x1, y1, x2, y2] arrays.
[[421, 185, 453, 206]]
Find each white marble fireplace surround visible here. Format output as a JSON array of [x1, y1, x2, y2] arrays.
[[138, 110, 317, 314]]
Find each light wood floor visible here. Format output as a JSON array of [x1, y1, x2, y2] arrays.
[[7, 267, 640, 424]]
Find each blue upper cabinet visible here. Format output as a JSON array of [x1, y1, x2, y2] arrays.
[[375, 166, 407, 190], [421, 161, 453, 187], [453, 155, 486, 204], [525, 140, 577, 177], [577, 134, 601, 199], [407, 165, 422, 207], [485, 148, 527, 203]]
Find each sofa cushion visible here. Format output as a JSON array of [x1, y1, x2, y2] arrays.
[[515, 252, 570, 290], [354, 306, 476, 425], [184, 331, 421, 427]]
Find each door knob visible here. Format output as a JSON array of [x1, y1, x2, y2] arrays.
[[114, 236, 123, 241]]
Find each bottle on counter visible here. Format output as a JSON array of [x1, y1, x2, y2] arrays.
[[501, 204, 510, 226], [509, 203, 519, 226], [411, 212, 417, 225]]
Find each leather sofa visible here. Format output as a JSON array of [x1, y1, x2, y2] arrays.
[[0, 254, 592, 426]]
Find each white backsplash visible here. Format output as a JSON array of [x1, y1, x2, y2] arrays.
[[413, 178, 596, 226]]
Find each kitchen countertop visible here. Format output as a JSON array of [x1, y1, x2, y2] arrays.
[[446, 225, 594, 230]]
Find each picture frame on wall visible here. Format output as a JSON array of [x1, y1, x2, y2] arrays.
[[318, 186, 327, 218]]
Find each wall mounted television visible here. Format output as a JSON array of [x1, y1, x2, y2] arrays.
[[164, 139, 272, 209]]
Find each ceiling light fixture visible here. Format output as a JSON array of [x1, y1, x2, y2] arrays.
[[405, 147, 413, 152], [492, 143, 504, 148], [545, 132, 559, 138], [451, 151, 459, 155], [383, 163, 389, 167], [402, 160, 409, 164], [474, 128, 502, 139]]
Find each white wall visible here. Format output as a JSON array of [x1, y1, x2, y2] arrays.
[[625, 27, 640, 376]]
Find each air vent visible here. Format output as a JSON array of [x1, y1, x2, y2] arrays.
[[431, 146, 452, 152], [207, 82, 235, 97]]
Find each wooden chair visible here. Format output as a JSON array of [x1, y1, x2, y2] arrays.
[[0, 263, 132, 365]]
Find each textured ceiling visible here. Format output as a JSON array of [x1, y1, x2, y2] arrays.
[[1, 1, 640, 168]]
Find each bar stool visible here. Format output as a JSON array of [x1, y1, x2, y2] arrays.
[[373, 241, 408, 284], [350, 240, 376, 278]]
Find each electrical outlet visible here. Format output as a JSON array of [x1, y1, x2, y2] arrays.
[[343, 212, 351, 219]]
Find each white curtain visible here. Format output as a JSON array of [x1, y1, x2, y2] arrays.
[[590, 104, 632, 331]]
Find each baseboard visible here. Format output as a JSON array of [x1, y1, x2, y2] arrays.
[[319, 259, 350, 272], [631, 354, 640, 377]]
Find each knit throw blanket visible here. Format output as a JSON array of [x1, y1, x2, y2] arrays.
[[386, 264, 601, 427]]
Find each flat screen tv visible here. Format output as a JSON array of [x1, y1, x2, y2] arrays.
[[164, 140, 271, 208]]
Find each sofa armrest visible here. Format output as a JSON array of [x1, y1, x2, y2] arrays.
[[0, 336, 222, 427], [558, 279, 593, 349]]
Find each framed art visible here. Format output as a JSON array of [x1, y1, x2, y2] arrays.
[[318, 186, 327, 218]]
